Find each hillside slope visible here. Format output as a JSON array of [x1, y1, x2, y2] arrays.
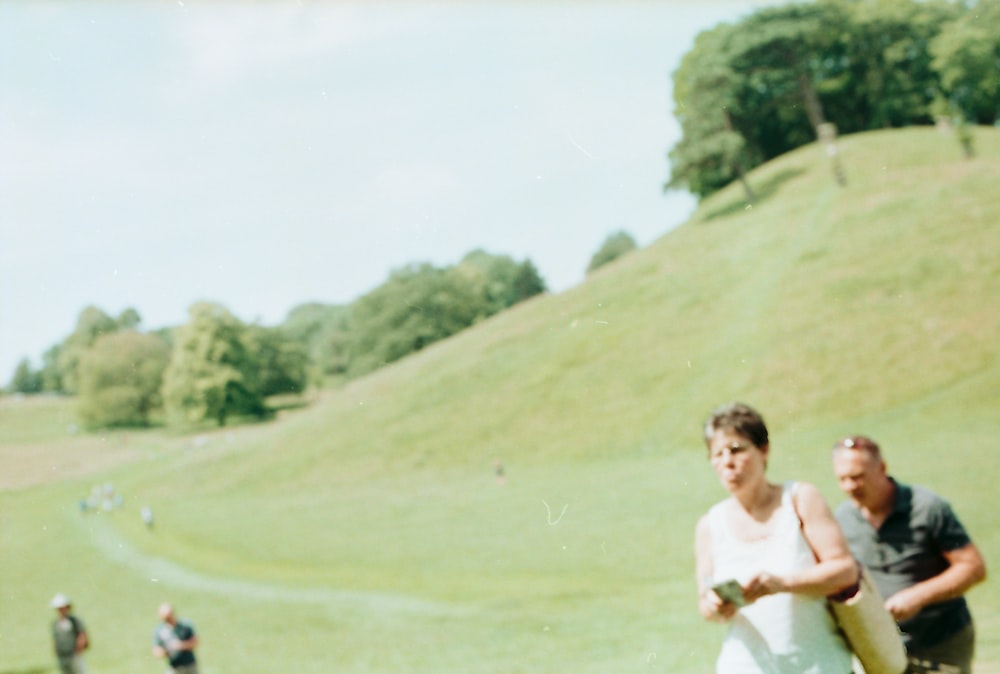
[[191, 126, 999, 482], [3, 126, 998, 674]]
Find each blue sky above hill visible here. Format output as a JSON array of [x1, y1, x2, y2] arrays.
[[0, 1, 768, 381]]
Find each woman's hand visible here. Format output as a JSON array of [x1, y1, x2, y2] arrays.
[[699, 588, 740, 621], [742, 572, 788, 603]]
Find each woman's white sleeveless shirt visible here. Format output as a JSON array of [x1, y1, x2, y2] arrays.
[[707, 482, 851, 674]]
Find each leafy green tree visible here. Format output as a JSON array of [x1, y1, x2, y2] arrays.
[[669, 23, 757, 199], [668, 0, 961, 199], [39, 344, 64, 392], [458, 250, 547, 313], [838, 0, 959, 129], [724, 3, 844, 148], [348, 263, 491, 376], [282, 303, 352, 382], [510, 259, 547, 305], [162, 302, 265, 426], [931, 0, 1000, 125], [57, 306, 119, 394], [586, 231, 639, 274], [76, 331, 171, 428], [246, 326, 309, 397], [9, 358, 43, 394]]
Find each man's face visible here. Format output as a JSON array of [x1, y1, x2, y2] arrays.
[[159, 604, 176, 624], [833, 449, 884, 507]]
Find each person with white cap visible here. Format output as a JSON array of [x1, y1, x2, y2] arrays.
[[50, 593, 89, 674]]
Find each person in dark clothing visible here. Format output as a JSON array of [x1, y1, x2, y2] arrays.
[[832, 436, 987, 673], [50, 593, 89, 674], [152, 602, 200, 674]]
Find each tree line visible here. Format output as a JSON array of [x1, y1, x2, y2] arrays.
[[7, 242, 636, 430], [667, 0, 1000, 199]]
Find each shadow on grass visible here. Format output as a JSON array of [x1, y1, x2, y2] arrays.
[[267, 397, 311, 414], [0, 666, 51, 674], [700, 167, 806, 222]]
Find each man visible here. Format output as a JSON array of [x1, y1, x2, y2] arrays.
[[50, 593, 89, 674], [832, 436, 987, 673], [152, 602, 199, 674]]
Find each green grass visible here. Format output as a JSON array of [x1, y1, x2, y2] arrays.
[[2, 127, 999, 673]]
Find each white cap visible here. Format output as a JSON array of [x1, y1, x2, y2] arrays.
[[50, 593, 71, 608]]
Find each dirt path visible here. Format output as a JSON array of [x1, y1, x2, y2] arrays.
[[82, 515, 469, 618]]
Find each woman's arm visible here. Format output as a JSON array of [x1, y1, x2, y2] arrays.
[[742, 482, 857, 602], [695, 514, 738, 621]]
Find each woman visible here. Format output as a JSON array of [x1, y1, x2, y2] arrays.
[[694, 402, 857, 673]]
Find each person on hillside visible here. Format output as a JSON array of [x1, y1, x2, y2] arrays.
[[50, 593, 89, 674], [832, 435, 987, 673], [141, 505, 154, 529], [152, 602, 200, 674], [694, 402, 857, 673]]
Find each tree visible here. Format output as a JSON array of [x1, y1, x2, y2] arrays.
[[76, 331, 170, 428], [246, 326, 309, 397], [9, 358, 43, 394], [667, 0, 961, 200], [57, 306, 119, 394], [931, 0, 1000, 125], [347, 263, 491, 376], [838, 0, 959, 129], [458, 249, 547, 313], [669, 23, 758, 199], [586, 231, 639, 274], [39, 344, 64, 392], [282, 303, 352, 382], [510, 259, 547, 304], [162, 302, 265, 426]]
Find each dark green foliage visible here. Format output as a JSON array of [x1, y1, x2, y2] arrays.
[[669, 0, 992, 200], [586, 231, 639, 274], [76, 331, 170, 429], [669, 24, 752, 198], [931, 0, 1000, 125], [246, 325, 309, 397], [282, 303, 352, 382], [9, 358, 43, 394], [347, 263, 491, 376], [458, 249, 547, 314], [39, 344, 64, 393], [509, 259, 547, 305], [347, 254, 546, 376]]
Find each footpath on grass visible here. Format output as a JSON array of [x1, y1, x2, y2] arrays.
[[81, 514, 469, 618]]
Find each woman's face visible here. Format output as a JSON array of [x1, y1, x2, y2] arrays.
[[707, 429, 767, 492]]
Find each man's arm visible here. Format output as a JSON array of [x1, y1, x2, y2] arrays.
[[176, 624, 198, 652], [76, 627, 89, 652], [884, 543, 987, 621]]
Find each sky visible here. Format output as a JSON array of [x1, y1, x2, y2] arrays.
[[0, 1, 769, 383]]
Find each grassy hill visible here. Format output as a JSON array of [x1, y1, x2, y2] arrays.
[[2, 126, 998, 673]]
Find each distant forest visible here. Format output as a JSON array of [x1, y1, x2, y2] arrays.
[[6, 234, 637, 429]]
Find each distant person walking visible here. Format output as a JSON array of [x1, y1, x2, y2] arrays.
[[152, 602, 199, 674], [695, 402, 857, 673], [50, 593, 89, 674], [832, 436, 987, 673]]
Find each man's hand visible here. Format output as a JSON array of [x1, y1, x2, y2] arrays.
[[884, 587, 924, 621]]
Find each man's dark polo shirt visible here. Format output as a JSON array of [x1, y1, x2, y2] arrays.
[[835, 479, 973, 649]]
